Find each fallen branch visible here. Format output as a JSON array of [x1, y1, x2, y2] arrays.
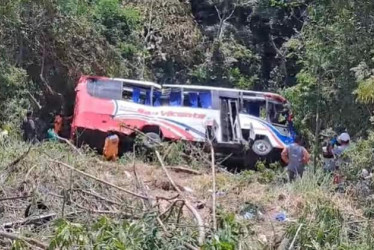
[[0, 231, 48, 249], [3, 213, 54, 228], [209, 140, 217, 232], [156, 194, 180, 201], [72, 189, 122, 206], [155, 150, 205, 246], [184, 243, 199, 250], [162, 143, 174, 162], [73, 202, 139, 219], [159, 199, 185, 219], [55, 135, 82, 156], [5, 144, 32, 170], [0, 195, 32, 202], [2, 212, 82, 229], [289, 223, 303, 250], [169, 166, 202, 175], [48, 159, 148, 200], [26, 90, 42, 110]]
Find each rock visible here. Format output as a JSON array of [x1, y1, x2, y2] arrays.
[[278, 193, 286, 201], [277, 237, 290, 250], [124, 171, 132, 178], [258, 234, 268, 244], [196, 201, 205, 209], [183, 186, 194, 193]]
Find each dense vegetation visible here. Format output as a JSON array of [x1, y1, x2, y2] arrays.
[[1, 0, 374, 137], [3, 0, 374, 249]]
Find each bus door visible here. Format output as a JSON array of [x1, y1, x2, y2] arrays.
[[219, 91, 242, 143]]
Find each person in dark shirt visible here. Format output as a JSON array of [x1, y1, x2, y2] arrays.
[[21, 111, 36, 143], [281, 135, 310, 182]]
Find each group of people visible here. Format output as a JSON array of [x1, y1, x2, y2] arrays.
[[20, 110, 120, 161], [21, 110, 68, 143], [281, 131, 351, 182]]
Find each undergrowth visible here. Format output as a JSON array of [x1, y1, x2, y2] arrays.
[[2, 137, 374, 249]]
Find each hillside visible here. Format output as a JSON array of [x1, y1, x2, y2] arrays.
[[1, 137, 373, 249], [2, 0, 374, 249]]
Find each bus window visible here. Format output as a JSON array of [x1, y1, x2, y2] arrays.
[[199, 92, 212, 109], [243, 101, 260, 116], [260, 106, 267, 120], [87, 79, 123, 100], [183, 92, 198, 108], [145, 90, 151, 105], [132, 87, 141, 103], [154, 91, 161, 106], [269, 103, 287, 125], [182, 91, 212, 108], [170, 91, 182, 106]]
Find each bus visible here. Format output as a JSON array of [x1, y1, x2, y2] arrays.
[[71, 76, 296, 162]]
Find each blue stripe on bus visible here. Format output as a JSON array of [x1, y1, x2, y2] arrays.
[[162, 118, 206, 138], [250, 116, 294, 145]]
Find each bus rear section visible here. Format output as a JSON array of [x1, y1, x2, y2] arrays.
[[70, 76, 217, 152]]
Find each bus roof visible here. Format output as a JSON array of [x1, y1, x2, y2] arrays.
[[82, 76, 286, 103], [163, 84, 287, 103], [111, 78, 162, 89]]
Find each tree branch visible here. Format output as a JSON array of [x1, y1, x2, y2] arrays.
[[0, 231, 48, 249], [155, 150, 205, 246], [47, 159, 149, 200]]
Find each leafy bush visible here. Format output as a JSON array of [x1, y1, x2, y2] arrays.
[[49, 215, 197, 250], [203, 212, 243, 250], [342, 131, 374, 181]]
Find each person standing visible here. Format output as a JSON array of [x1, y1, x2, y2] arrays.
[[281, 135, 310, 182], [54, 113, 63, 136], [331, 132, 350, 177], [103, 132, 120, 161], [21, 111, 36, 143]]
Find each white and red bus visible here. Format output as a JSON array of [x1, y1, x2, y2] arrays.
[[71, 76, 296, 160]]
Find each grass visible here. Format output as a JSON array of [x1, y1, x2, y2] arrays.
[[0, 138, 374, 249]]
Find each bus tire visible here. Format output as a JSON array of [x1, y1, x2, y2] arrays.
[[252, 139, 272, 156], [142, 132, 161, 149]]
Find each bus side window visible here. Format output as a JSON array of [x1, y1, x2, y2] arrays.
[[132, 87, 140, 103], [247, 102, 260, 117], [153, 91, 161, 106], [183, 92, 198, 107], [199, 92, 212, 109], [123, 90, 132, 101], [260, 106, 267, 120], [145, 90, 151, 105], [170, 91, 182, 106], [87, 79, 123, 100]]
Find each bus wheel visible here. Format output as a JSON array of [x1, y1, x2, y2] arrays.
[[142, 132, 162, 149], [252, 139, 272, 156]]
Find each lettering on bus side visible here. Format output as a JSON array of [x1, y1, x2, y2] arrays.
[[137, 108, 206, 119]]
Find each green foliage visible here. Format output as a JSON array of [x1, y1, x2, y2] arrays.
[[191, 40, 260, 88], [49, 219, 89, 249], [287, 199, 344, 249], [354, 77, 374, 104], [11, 240, 28, 250], [342, 132, 374, 181], [282, 0, 374, 137], [0, 63, 29, 128], [203, 212, 242, 250], [253, 161, 280, 184], [94, 0, 141, 46], [48, 215, 197, 249]]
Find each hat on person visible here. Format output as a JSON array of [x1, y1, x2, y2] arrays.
[[338, 132, 350, 142]]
